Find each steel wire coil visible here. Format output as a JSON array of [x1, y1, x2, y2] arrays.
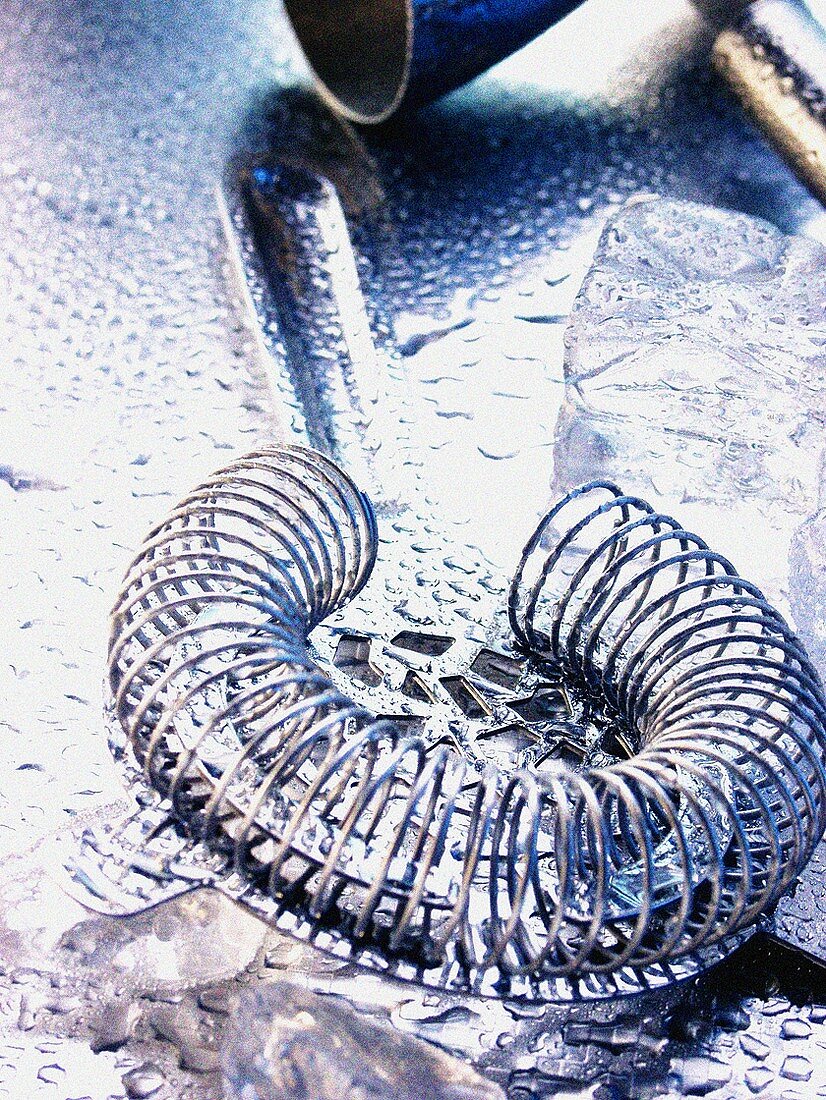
[[108, 450, 826, 982]]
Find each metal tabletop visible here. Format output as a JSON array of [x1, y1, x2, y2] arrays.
[[1, 1, 825, 1097]]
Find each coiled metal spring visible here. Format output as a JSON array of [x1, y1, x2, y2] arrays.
[[109, 449, 826, 983]]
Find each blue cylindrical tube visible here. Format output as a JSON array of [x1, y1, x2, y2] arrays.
[[282, 0, 588, 125]]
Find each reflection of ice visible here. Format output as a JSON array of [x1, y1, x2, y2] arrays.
[[59, 890, 267, 993], [0, 849, 267, 1100], [790, 509, 826, 676]]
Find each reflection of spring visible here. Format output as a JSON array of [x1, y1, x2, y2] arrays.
[[109, 451, 826, 981]]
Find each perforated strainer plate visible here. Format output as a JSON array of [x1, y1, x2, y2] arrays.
[[95, 445, 826, 1002]]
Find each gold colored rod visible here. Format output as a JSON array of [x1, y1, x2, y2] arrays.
[[714, 27, 826, 205]]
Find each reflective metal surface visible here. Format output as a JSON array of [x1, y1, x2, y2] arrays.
[[2, 0, 826, 1096]]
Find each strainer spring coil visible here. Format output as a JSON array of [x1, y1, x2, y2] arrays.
[[108, 448, 826, 982]]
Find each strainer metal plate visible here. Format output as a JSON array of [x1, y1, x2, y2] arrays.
[[101, 446, 826, 1002]]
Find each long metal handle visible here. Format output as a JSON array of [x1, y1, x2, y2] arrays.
[[713, 0, 826, 204]]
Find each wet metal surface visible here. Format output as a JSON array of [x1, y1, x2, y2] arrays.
[[2, 0, 826, 1096]]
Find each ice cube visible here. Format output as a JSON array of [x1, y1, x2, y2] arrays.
[[221, 980, 504, 1100], [555, 198, 826, 618]]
